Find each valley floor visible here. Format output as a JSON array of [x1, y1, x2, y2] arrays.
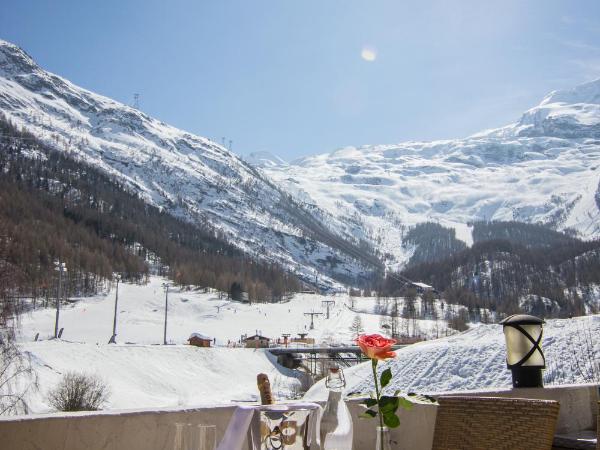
[[17, 276, 458, 346], [14, 276, 461, 413], [15, 276, 598, 415]]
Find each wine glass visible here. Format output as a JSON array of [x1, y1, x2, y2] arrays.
[[173, 423, 216, 450]]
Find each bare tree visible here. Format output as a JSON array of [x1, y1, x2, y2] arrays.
[[446, 308, 470, 332], [0, 232, 37, 415], [47, 372, 110, 412]]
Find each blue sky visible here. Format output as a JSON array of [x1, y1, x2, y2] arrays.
[[1, 1, 600, 160]]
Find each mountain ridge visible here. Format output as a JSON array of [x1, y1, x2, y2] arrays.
[[0, 39, 380, 288], [260, 77, 600, 267], [1, 38, 599, 277]]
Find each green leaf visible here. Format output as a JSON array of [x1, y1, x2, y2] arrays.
[[378, 395, 399, 414], [383, 412, 400, 428], [398, 397, 414, 411], [362, 398, 378, 408], [359, 409, 377, 419], [380, 368, 393, 388]]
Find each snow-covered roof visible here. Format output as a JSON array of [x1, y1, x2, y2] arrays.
[[411, 282, 433, 289], [189, 332, 212, 341]]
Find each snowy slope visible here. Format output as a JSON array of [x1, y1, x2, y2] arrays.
[[515, 78, 600, 138], [244, 151, 287, 168], [2, 37, 599, 277], [16, 276, 465, 412], [21, 342, 303, 413], [17, 277, 458, 346], [14, 276, 596, 412], [261, 80, 600, 266], [14, 281, 598, 413], [305, 314, 600, 400], [0, 39, 377, 287]]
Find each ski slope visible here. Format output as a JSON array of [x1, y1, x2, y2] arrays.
[[17, 277, 458, 346], [13, 278, 600, 413], [15, 276, 463, 413]]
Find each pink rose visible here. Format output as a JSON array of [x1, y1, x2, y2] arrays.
[[356, 334, 397, 360]]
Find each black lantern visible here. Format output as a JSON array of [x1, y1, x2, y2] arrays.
[[499, 314, 545, 388]]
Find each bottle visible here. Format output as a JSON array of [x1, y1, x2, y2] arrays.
[[321, 366, 353, 450], [257, 373, 274, 405]]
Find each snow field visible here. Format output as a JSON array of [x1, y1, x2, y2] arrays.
[[18, 277, 459, 346], [15, 276, 467, 412], [305, 314, 600, 401], [20, 342, 303, 413]]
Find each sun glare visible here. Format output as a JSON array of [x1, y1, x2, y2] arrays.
[[360, 47, 377, 62]]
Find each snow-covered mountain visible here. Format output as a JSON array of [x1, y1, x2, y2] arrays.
[[515, 79, 600, 139], [261, 79, 600, 266], [2, 37, 599, 277], [0, 39, 379, 287], [244, 151, 287, 168]]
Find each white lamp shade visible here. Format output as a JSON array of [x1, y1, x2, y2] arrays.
[[503, 324, 544, 367]]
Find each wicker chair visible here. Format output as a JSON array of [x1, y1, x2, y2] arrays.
[[431, 396, 560, 450], [551, 400, 598, 450]]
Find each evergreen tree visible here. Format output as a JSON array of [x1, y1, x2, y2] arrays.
[[349, 315, 364, 338]]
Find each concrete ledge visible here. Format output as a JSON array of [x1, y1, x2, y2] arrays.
[[0, 404, 238, 450], [0, 384, 597, 450]]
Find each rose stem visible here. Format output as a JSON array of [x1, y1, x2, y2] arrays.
[[371, 358, 384, 450]]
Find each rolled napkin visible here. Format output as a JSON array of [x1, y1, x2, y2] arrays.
[[217, 402, 323, 450], [216, 405, 255, 450]]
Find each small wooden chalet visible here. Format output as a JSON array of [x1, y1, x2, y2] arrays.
[[188, 333, 212, 348], [244, 333, 271, 348]]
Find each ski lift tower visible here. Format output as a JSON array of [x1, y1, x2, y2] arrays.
[[322, 300, 335, 319], [304, 311, 323, 330]]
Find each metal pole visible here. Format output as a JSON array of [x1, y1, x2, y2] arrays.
[[54, 264, 62, 339], [112, 277, 120, 340], [163, 285, 169, 345]]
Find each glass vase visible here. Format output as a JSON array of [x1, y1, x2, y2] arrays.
[[375, 426, 392, 450]]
